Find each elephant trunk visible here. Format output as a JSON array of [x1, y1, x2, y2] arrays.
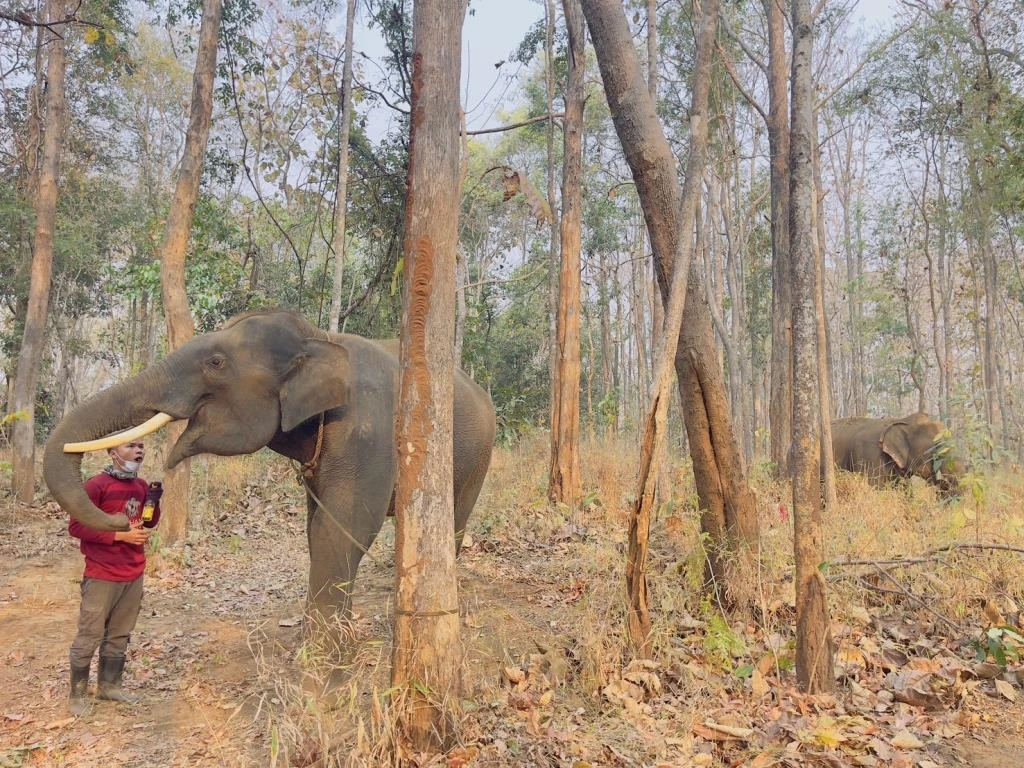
[[43, 363, 175, 532]]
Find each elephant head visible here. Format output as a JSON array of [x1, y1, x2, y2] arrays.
[[880, 412, 964, 496], [44, 311, 350, 531]]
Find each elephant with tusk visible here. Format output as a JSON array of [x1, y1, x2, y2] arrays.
[[45, 310, 496, 622], [830, 412, 964, 497]]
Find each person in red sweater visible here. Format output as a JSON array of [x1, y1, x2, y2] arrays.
[[68, 440, 161, 716]]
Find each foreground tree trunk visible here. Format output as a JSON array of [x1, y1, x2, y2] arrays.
[[548, 0, 585, 508], [158, 0, 223, 545], [391, 0, 466, 753], [581, 0, 759, 609], [625, 0, 719, 655], [328, 0, 358, 332], [789, 0, 834, 693], [11, 0, 68, 503]]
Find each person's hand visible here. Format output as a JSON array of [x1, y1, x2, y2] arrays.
[[115, 526, 150, 546]]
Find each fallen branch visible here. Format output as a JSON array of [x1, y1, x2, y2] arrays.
[[923, 542, 1024, 557], [830, 541, 1024, 570]]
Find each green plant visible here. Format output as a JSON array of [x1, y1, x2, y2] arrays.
[[974, 626, 1023, 667]]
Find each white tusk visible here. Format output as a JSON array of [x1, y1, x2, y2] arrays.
[[63, 413, 177, 453]]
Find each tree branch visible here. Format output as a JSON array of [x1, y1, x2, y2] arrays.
[[0, 1, 102, 31], [465, 112, 564, 136]]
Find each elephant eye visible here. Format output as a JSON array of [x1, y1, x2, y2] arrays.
[[207, 355, 226, 370]]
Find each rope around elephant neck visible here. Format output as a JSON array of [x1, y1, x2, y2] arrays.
[[299, 412, 326, 480]]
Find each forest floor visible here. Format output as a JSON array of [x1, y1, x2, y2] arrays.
[[1, 436, 1023, 767]]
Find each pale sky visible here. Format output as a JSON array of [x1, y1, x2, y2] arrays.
[[355, 0, 899, 138]]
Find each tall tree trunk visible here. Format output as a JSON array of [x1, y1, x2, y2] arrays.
[[789, 0, 833, 693], [549, 0, 585, 507], [391, 0, 466, 752], [328, 0, 358, 332], [581, 0, 759, 612], [765, 0, 792, 477], [158, 0, 223, 544], [11, 0, 67, 503]]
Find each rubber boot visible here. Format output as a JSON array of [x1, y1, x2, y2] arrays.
[[69, 665, 92, 716], [96, 656, 140, 704]]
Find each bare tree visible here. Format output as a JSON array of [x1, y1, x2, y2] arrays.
[[391, 0, 466, 752], [548, 0, 586, 507], [789, 0, 834, 693], [328, 0, 358, 332], [157, 0, 223, 544], [10, 0, 68, 503]]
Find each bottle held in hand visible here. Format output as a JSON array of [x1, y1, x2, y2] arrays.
[[142, 481, 163, 523]]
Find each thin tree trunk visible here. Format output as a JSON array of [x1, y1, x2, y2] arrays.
[[548, 0, 585, 507], [454, 248, 467, 364], [790, 0, 833, 693], [11, 0, 67, 503], [765, 0, 792, 477], [646, 0, 671, 501], [545, 0, 561, 449], [391, 0, 466, 752], [811, 113, 836, 510], [328, 0, 358, 332], [621, 0, 719, 655], [158, 0, 223, 545]]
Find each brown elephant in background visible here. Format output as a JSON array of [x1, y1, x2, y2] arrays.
[[830, 412, 964, 496], [43, 310, 496, 623]]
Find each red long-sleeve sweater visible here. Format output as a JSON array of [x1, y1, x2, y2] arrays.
[[69, 473, 161, 581]]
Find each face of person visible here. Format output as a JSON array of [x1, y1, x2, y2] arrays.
[[109, 441, 145, 470]]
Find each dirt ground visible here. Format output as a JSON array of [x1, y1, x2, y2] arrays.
[[2, 454, 1024, 767]]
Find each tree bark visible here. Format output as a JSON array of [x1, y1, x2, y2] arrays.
[[789, 0, 834, 693], [548, 0, 585, 507], [11, 0, 67, 504], [157, 0, 223, 545], [328, 0, 358, 332], [581, 0, 759, 614], [391, 0, 466, 752]]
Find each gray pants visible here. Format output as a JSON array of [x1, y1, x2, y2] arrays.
[[69, 576, 144, 669]]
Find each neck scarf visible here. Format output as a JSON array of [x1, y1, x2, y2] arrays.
[[103, 464, 138, 481]]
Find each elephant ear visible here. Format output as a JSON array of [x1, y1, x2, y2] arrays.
[[881, 421, 913, 471], [279, 339, 350, 433]]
